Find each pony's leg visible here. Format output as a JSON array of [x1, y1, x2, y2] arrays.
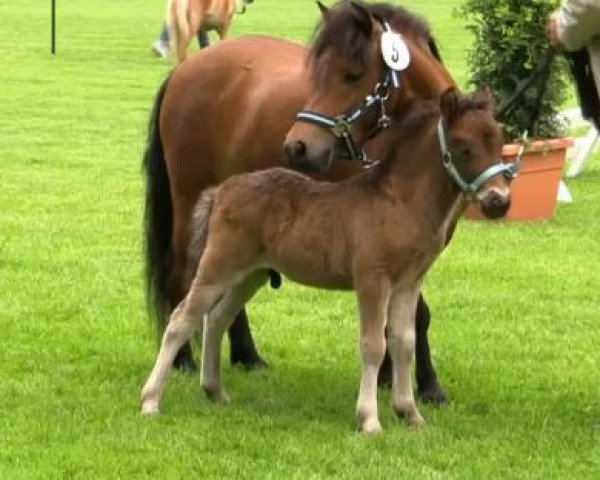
[[387, 288, 425, 427], [415, 294, 448, 404], [355, 277, 391, 434], [140, 284, 223, 415], [201, 272, 269, 402], [228, 308, 268, 368], [377, 337, 393, 388]]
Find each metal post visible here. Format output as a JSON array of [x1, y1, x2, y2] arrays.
[[51, 0, 56, 54]]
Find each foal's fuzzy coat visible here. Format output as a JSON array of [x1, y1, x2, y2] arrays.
[[141, 90, 509, 432]]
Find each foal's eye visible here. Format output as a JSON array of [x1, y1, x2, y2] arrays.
[[343, 71, 363, 83], [456, 145, 471, 159]]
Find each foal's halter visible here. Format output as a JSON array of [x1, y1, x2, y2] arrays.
[[436, 118, 523, 195], [295, 22, 401, 165]]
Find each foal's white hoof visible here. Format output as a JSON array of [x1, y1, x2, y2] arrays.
[[359, 417, 383, 434], [393, 401, 426, 428], [140, 400, 160, 416], [406, 412, 425, 428], [203, 386, 231, 404]]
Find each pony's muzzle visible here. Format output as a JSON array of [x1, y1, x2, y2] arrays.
[[283, 138, 333, 173]]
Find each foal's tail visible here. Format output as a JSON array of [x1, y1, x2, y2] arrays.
[[186, 188, 216, 284], [142, 73, 173, 333], [167, 0, 190, 63]]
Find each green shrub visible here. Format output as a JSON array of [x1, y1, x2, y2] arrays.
[[458, 0, 568, 141]]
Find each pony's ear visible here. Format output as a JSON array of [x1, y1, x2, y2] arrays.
[[440, 87, 460, 123], [350, 1, 373, 37], [316, 1, 329, 18]]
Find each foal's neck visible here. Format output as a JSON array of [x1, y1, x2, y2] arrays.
[[367, 114, 463, 229]]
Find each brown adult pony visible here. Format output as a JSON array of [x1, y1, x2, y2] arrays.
[[141, 89, 513, 432], [143, 1, 454, 402]]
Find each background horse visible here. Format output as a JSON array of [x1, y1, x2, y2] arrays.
[[167, 0, 253, 63], [143, 1, 455, 402], [141, 89, 512, 433]]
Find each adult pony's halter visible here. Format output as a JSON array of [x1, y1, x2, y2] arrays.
[[295, 22, 402, 165], [436, 118, 524, 195]]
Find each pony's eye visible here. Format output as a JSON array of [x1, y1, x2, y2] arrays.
[[344, 71, 363, 83]]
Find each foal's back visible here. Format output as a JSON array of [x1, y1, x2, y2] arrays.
[[212, 168, 360, 289]]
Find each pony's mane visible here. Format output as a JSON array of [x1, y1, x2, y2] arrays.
[[310, 1, 432, 70]]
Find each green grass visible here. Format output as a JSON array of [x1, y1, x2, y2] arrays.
[[1, 0, 598, 478]]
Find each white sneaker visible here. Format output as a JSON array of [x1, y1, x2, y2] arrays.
[[152, 40, 170, 58]]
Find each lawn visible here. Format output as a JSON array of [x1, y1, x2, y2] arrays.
[[0, 1, 598, 479]]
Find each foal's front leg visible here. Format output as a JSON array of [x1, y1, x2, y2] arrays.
[[387, 288, 425, 427], [355, 277, 391, 434]]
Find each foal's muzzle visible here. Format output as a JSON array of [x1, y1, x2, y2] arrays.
[[479, 189, 511, 219]]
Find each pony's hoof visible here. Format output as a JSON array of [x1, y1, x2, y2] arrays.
[[418, 382, 449, 405], [173, 355, 199, 373], [231, 352, 269, 370], [376, 368, 392, 389]]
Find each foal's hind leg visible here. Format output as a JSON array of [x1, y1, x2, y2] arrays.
[[201, 272, 269, 403], [141, 284, 223, 415], [387, 288, 424, 427]]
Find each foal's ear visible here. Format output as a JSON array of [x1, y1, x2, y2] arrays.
[[440, 87, 460, 123], [473, 88, 493, 110], [316, 1, 329, 18], [350, 1, 373, 36]]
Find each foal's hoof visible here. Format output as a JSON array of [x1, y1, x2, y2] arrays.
[[359, 417, 383, 435], [393, 402, 426, 428], [406, 411, 426, 428], [418, 382, 449, 405], [203, 386, 231, 404], [140, 399, 160, 416]]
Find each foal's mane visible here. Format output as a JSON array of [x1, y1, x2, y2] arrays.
[[370, 90, 494, 176], [310, 1, 433, 74]]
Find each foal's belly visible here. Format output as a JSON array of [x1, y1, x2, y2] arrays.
[[267, 236, 353, 290]]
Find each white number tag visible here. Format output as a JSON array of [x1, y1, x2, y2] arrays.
[[381, 31, 410, 71]]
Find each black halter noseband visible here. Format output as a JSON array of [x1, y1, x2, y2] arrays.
[[296, 22, 401, 165]]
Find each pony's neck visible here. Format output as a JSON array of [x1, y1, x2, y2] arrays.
[[387, 46, 455, 123]]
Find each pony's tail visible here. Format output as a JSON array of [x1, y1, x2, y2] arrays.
[[142, 74, 173, 337], [186, 188, 216, 285], [167, 0, 190, 63]]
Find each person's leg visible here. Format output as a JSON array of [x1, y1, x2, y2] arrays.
[[152, 22, 171, 58]]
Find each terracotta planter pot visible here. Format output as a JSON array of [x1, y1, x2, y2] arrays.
[[465, 137, 574, 220]]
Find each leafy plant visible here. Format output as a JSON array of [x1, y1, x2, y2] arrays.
[[458, 0, 568, 141]]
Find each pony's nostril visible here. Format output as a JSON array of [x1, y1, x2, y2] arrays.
[[293, 140, 306, 158], [284, 140, 307, 162]]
